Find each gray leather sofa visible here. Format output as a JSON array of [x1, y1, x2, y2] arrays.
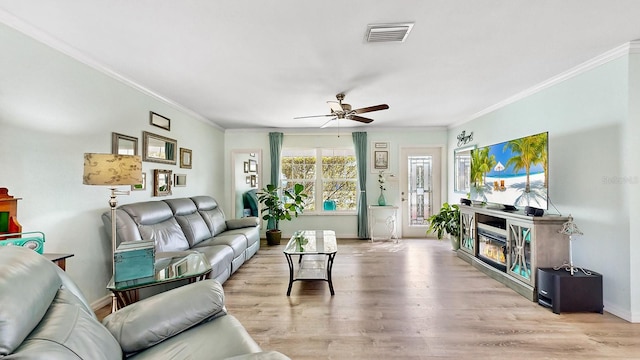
[[103, 196, 260, 284], [0, 246, 289, 359]]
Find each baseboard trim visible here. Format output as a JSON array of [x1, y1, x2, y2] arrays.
[[91, 295, 111, 313]]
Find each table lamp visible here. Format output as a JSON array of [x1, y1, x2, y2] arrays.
[[83, 153, 142, 310], [556, 214, 587, 275]]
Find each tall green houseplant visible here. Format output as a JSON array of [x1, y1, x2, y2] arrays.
[[257, 183, 307, 245], [426, 202, 461, 250]]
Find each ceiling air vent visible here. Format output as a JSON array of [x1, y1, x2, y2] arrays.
[[365, 23, 414, 43]]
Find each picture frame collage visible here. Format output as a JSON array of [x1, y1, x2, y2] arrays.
[[244, 156, 258, 188], [110, 111, 193, 195]]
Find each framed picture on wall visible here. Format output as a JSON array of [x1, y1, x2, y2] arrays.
[[248, 159, 257, 172], [371, 141, 389, 172], [374, 150, 389, 170], [150, 111, 171, 131], [180, 148, 192, 169]]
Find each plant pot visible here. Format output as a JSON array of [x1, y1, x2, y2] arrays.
[[266, 229, 282, 246], [448, 234, 460, 251]]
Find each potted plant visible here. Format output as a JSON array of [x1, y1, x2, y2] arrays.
[[257, 183, 307, 245], [426, 202, 461, 250]]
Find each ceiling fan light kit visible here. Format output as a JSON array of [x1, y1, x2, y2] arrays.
[[295, 93, 389, 127]]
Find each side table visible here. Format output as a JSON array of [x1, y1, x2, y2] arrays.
[[537, 267, 603, 314], [44, 253, 74, 271], [368, 205, 399, 242], [107, 252, 211, 309]]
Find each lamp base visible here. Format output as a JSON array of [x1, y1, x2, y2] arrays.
[[553, 262, 592, 276]]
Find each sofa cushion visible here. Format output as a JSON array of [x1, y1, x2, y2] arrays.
[[163, 198, 198, 216], [103, 280, 226, 355], [196, 234, 247, 258], [0, 247, 62, 356], [191, 244, 235, 281], [120, 201, 174, 225], [9, 289, 122, 360], [174, 212, 212, 247], [139, 218, 190, 252], [192, 196, 228, 236], [224, 227, 260, 250]]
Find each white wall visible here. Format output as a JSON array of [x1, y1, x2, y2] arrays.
[[626, 52, 640, 321], [0, 23, 224, 305], [447, 53, 637, 321]]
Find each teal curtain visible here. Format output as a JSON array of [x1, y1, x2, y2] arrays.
[[352, 132, 368, 239], [267, 132, 284, 230], [165, 142, 174, 161]]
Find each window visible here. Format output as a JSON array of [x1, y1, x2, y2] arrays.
[[281, 148, 357, 213]]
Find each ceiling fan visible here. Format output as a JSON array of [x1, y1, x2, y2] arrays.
[[294, 93, 389, 128]]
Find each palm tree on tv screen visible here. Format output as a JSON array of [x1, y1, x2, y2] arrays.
[[504, 135, 546, 193], [470, 147, 496, 188]]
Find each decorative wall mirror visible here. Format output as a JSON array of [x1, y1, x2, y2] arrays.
[[174, 173, 187, 187], [153, 169, 172, 196], [143, 131, 177, 164], [111, 132, 138, 155], [454, 145, 475, 194]]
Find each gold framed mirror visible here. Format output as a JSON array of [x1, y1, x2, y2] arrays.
[[143, 131, 177, 164], [111, 132, 138, 155], [153, 169, 172, 196]]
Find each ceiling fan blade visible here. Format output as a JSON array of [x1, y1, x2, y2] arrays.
[[327, 101, 344, 113], [293, 114, 334, 119], [349, 115, 374, 124], [320, 118, 337, 128], [353, 104, 389, 114]]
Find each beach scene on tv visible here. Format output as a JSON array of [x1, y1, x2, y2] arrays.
[[470, 132, 548, 209]]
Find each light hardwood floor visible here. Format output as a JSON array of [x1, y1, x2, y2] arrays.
[[99, 239, 640, 359]]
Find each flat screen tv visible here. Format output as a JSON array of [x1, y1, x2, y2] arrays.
[[469, 132, 548, 210]]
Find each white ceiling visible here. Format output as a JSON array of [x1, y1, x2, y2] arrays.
[[1, 0, 640, 130]]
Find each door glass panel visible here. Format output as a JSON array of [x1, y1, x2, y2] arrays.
[[408, 155, 432, 226]]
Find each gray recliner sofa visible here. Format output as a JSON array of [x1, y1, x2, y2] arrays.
[[0, 246, 289, 359], [103, 196, 260, 284]]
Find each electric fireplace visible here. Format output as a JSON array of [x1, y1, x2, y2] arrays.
[[477, 223, 507, 272]]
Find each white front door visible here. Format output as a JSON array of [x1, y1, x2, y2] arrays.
[[399, 147, 442, 238]]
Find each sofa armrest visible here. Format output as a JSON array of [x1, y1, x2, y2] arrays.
[[226, 217, 260, 230], [102, 280, 226, 354]]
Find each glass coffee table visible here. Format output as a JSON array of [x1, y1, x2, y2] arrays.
[[283, 230, 337, 296], [107, 251, 211, 309]]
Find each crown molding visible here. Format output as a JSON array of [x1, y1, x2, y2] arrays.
[[452, 41, 640, 128], [0, 9, 222, 130]]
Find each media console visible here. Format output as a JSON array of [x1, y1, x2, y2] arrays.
[[457, 204, 569, 301]]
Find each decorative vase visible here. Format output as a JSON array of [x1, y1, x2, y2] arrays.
[[378, 191, 386, 206]]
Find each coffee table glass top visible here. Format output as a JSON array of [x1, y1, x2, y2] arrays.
[[283, 230, 337, 255], [107, 252, 211, 291]]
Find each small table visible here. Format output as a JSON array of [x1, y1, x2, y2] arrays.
[[44, 253, 74, 271], [107, 252, 211, 309], [283, 230, 337, 296], [368, 205, 399, 242]]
